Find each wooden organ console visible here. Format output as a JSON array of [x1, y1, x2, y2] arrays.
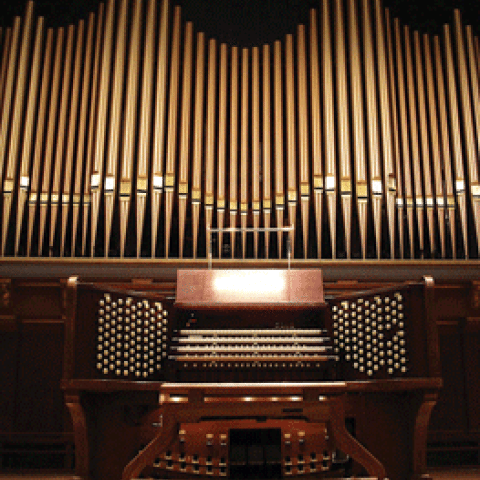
[[61, 268, 442, 480]]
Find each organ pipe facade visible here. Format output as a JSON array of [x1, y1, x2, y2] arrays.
[[1, 0, 480, 259]]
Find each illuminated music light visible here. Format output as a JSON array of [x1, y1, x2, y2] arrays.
[[212, 270, 287, 300]]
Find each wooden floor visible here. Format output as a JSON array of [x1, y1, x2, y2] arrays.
[[0, 468, 479, 479]]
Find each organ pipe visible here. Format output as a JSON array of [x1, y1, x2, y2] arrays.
[[394, 19, 416, 258], [90, 0, 115, 256], [322, 0, 336, 258], [13, 16, 43, 256], [216, 43, 227, 256], [349, 0, 368, 258], [178, 22, 194, 258], [205, 38, 217, 252], [297, 25, 310, 259], [334, 0, 352, 258], [71, 13, 95, 257], [385, 9, 405, 258], [228, 45, 238, 257], [119, 0, 142, 257], [453, 10, 480, 253], [26, 28, 54, 256], [240, 48, 249, 258], [433, 35, 458, 258], [252, 46, 260, 257], [37, 27, 64, 255], [444, 25, 469, 257], [363, 0, 383, 258], [164, 6, 181, 258], [60, 20, 85, 256], [309, 9, 323, 258], [273, 40, 284, 256], [413, 30, 435, 256], [1, 2, 34, 255], [423, 33, 447, 258], [1, 0, 480, 261], [82, 4, 104, 256], [374, 0, 395, 258], [151, 0, 170, 257], [262, 44, 272, 257]]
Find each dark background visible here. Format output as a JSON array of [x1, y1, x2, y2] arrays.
[[1, 0, 480, 47]]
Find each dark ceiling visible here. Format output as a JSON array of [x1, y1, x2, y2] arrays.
[[1, 0, 480, 46]]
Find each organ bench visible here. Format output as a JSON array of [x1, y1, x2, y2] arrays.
[[61, 269, 442, 480]]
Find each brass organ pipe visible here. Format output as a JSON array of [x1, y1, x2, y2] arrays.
[[423, 33, 447, 257], [72, 12, 96, 256], [405, 25, 426, 256], [151, 0, 170, 256], [217, 43, 228, 257], [309, 9, 323, 258], [453, 10, 480, 252], [385, 9, 405, 258], [37, 28, 64, 255], [136, 0, 156, 257], [1, 6, 33, 252], [414, 30, 436, 256], [297, 25, 310, 259], [322, 0, 336, 258], [252, 46, 260, 258], [13, 16, 43, 256], [60, 20, 85, 257], [394, 19, 415, 258], [178, 22, 194, 258], [240, 47, 249, 258], [228, 46, 239, 257], [285, 34, 297, 257], [0, 17, 20, 193], [349, 0, 368, 258], [48, 24, 75, 256], [205, 38, 217, 245], [164, 6, 182, 258], [475, 36, 480, 78], [13, 17, 44, 255], [82, 3, 105, 255], [26, 29, 54, 256], [374, 0, 395, 258], [262, 44, 272, 257], [363, 0, 382, 258], [192, 32, 205, 258], [465, 25, 480, 181], [334, 0, 352, 258], [434, 35, 457, 257], [0, 27, 12, 125], [444, 25, 469, 257], [104, 0, 128, 256], [119, 0, 142, 257], [91, 0, 116, 256], [273, 40, 284, 255]]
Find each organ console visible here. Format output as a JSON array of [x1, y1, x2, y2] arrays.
[[1, 0, 480, 260], [61, 268, 442, 480]]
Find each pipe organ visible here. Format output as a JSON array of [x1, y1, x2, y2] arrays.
[[2, 0, 480, 260]]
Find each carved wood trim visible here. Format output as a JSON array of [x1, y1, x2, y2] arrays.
[[412, 392, 439, 480], [64, 392, 91, 479]]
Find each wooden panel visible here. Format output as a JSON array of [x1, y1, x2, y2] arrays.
[[0, 317, 18, 431], [429, 320, 468, 434], [12, 284, 63, 319], [464, 317, 480, 432], [15, 320, 66, 432]]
